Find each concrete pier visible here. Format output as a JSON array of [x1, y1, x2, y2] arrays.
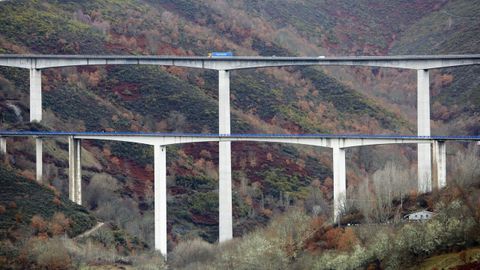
[[68, 137, 82, 204], [218, 70, 233, 242], [0, 137, 6, 157], [1, 131, 479, 258], [30, 69, 43, 183], [333, 147, 346, 222], [29, 69, 42, 122], [3, 54, 477, 199], [0, 137, 6, 164], [35, 138, 42, 183], [154, 145, 167, 258], [432, 141, 447, 189], [417, 69, 432, 193]]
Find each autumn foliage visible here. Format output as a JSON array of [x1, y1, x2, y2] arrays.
[[31, 212, 71, 237]]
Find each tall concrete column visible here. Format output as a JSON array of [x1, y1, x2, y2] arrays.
[[218, 69, 233, 242], [68, 137, 82, 204], [35, 138, 43, 183], [417, 69, 432, 193], [432, 141, 447, 189], [333, 147, 346, 223], [30, 69, 42, 122], [0, 137, 6, 165], [0, 137, 6, 158], [154, 145, 167, 258], [31, 69, 43, 184]]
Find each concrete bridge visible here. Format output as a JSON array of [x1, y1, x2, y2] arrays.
[[1, 54, 479, 191], [1, 54, 480, 257], [1, 131, 479, 257]]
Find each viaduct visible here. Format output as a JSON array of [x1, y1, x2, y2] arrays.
[[0, 54, 479, 257]]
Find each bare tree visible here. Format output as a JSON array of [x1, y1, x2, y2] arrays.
[[451, 143, 480, 187], [353, 161, 414, 223], [304, 186, 330, 217], [85, 173, 119, 210]]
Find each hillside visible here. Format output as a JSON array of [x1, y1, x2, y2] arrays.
[[0, 0, 478, 251], [0, 163, 162, 268], [391, 0, 480, 135], [165, 171, 480, 269], [0, 164, 96, 238]]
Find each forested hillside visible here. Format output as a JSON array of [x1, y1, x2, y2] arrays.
[[0, 0, 478, 251]]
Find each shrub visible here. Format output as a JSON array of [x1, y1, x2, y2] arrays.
[[21, 237, 72, 269], [8, 201, 17, 209], [169, 238, 216, 269], [91, 228, 115, 247], [31, 215, 47, 235], [52, 196, 62, 206], [313, 245, 370, 270], [451, 145, 480, 187], [131, 250, 167, 270], [49, 212, 70, 236], [267, 207, 312, 260], [336, 228, 359, 252], [214, 234, 289, 270]]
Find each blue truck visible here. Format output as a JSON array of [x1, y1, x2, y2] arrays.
[[208, 52, 234, 57]]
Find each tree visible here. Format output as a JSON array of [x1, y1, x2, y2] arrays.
[[354, 161, 414, 223], [451, 143, 480, 187], [371, 161, 412, 223], [304, 185, 330, 217]]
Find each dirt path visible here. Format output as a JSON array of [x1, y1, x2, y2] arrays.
[[75, 222, 105, 239]]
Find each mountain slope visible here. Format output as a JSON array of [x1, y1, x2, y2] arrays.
[[0, 164, 96, 238], [390, 0, 480, 135], [0, 0, 477, 247]]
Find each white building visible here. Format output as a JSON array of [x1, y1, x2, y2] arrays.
[[405, 210, 434, 221]]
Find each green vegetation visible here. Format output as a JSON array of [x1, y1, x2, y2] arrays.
[[104, 66, 219, 132], [0, 165, 96, 238], [44, 85, 115, 131], [110, 141, 153, 166], [0, 224, 162, 269], [176, 175, 215, 190], [0, 0, 479, 267], [391, 0, 480, 55], [390, 0, 480, 134], [413, 247, 480, 270], [165, 177, 480, 269], [0, 2, 105, 54], [263, 168, 304, 199]]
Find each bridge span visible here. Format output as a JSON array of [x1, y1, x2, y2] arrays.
[[1, 54, 479, 194], [1, 131, 478, 257], [1, 54, 479, 70]]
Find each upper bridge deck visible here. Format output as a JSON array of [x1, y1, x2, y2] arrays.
[[1, 54, 479, 70]]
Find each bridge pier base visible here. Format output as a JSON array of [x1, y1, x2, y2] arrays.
[[218, 70, 233, 242], [417, 69, 432, 193], [333, 147, 346, 223], [36, 138, 42, 183], [68, 137, 82, 204], [432, 141, 447, 189], [30, 69, 42, 122], [154, 145, 167, 258]]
